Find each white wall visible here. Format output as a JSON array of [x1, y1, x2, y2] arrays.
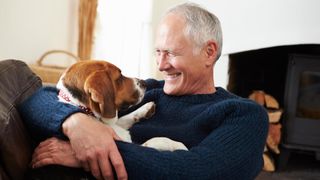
[[192, 0, 320, 54], [93, 0, 154, 79], [0, 0, 78, 67], [190, 0, 320, 88]]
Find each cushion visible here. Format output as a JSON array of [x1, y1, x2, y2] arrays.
[[0, 59, 42, 179]]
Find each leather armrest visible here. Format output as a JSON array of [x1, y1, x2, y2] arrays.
[[0, 60, 42, 179]]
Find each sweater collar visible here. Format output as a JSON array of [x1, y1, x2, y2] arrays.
[[162, 87, 236, 104]]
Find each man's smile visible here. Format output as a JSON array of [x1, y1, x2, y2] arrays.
[[163, 72, 182, 80]]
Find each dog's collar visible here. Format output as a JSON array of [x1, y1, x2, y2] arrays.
[[58, 90, 95, 117]]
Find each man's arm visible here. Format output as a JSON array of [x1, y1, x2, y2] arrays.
[[18, 87, 82, 141]]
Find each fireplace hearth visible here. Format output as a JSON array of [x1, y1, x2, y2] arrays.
[[227, 44, 320, 171]]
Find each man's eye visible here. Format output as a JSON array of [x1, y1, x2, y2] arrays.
[[167, 52, 176, 57], [155, 50, 177, 58], [155, 49, 161, 56]]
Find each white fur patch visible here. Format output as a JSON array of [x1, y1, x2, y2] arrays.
[[142, 137, 188, 151]]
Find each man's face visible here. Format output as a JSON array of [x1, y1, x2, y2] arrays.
[[155, 14, 211, 95]]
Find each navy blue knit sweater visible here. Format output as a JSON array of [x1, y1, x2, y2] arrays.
[[18, 79, 268, 180]]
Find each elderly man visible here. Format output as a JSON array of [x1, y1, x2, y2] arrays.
[[19, 3, 268, 180]]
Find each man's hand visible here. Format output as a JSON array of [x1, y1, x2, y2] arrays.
[[62, 113, 128, 180], [31, 137, 81, 168]]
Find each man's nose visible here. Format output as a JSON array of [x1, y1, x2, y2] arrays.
[[157, 53, 170, 71]]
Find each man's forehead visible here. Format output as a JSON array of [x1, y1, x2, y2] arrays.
[[155, 34, 191, 52]]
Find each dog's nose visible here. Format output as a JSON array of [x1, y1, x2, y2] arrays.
[[137, 79, 146, 89]]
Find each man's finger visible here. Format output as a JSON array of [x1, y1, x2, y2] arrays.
[[31, 144, 52, 166], [31, 150, 49, 166], [88, 158, 102, 180], [98, 153, 115, 180], [80, 160, 90, 172], [32, 157, 58, 168], [36, 137, 57, 148], [109, 149, 127, 180]]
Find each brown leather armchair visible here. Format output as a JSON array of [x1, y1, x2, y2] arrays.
[[0, 60, 96, 180], [0, 59, 42, 179]]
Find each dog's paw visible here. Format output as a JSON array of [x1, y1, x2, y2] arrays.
[[142, 137, 188, 151], [134, 102, 155, 121], [143, 101, 156, 119]]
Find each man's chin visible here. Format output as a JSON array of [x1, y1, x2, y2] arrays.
[[163, 85, 180, 95]]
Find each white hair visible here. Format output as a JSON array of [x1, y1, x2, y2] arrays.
[[165, 3, 223, 60]]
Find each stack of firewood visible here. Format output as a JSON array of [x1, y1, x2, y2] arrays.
[[249, 90, 282, 172]]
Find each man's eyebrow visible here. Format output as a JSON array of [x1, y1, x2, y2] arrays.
[[155, 47, 184, 53]]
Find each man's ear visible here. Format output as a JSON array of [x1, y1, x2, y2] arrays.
[[204, 40, 218, 66], [84, 70, 116, 118]]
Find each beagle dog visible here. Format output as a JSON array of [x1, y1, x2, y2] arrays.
[[57, 60, 187, 151]]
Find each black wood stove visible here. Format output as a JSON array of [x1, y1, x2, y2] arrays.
[[227, 45, 320, 170]]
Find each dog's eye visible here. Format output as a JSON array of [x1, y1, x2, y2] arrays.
[[116, 75, 124, 85]]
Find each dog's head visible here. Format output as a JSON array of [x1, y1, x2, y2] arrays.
[[58, 60, 146, 119]]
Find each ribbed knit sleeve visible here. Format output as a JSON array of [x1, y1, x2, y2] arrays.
[[18, 86, 82, 141]]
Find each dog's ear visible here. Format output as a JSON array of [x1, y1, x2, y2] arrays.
[[84, 70, 116, 118]]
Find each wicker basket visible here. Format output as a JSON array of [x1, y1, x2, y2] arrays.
[[29, 50, 79, 84]]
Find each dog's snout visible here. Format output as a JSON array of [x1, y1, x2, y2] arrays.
[[131, 78, 147, 105], [137, 79, 146, 89]]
